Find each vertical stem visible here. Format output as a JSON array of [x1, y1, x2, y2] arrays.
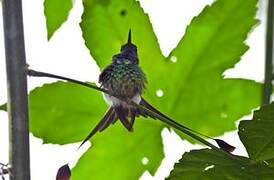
[[2, 0, 31, 179], [263, 0, 274, 105]]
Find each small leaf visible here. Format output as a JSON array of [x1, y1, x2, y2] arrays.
[[44, 0, 73, 39], [239, 102, 274, 163], [167, 149, 274, 179], [56, 164, 71, 180], [214, 139, 235, 153], [0, 103, 6, 111]]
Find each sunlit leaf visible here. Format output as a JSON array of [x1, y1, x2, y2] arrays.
[[29, 81, 107, 144], [44, 0, 73, 39], [80, 0, 260, 138], [30, 0, 261, 179], [165, 0, 260, 138], [72, 119, 163, 180], [29, 81, 164, 179]]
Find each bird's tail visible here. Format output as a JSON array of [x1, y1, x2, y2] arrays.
[[138, 98, 235, 153], [79, 105, 138, 148], [79, 98, 235, 153], [79, 107, 117, 148]]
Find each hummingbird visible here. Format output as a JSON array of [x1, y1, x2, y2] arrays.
[[79, 30, 235, 153], [80, 29, 150, 147]]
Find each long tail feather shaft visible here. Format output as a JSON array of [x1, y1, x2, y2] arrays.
[[78, 107, 116, 148], [138, 99, 235, 152]]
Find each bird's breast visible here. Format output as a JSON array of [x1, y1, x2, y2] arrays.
[[99, 64, 146, 98]]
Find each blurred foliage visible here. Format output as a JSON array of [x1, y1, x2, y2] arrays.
[[29, 0, 262, 179]]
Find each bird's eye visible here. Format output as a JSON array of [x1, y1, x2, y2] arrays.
[[124, 60, 131, 64]]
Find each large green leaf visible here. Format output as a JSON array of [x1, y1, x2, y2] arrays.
[[72, 119, 163, 180], [29, 0, 261, 179], [44, 0, 73, 39], [239, 102, 274, 163], [167, 149, 274, 180], [29, 81, 107, 144], [165, 0, 260, 137], [80, 0, 260, 138], [80, 0, 167, 109], [80, 0, 165, 69], [29, 81, 164, 179]]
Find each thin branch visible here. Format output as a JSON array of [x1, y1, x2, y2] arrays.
[[27, 69, 106, 93], [2, 0, 30, 179], [263, 0, 274, 105]]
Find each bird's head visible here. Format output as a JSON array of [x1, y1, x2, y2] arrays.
[[112, 29, 139, 65]]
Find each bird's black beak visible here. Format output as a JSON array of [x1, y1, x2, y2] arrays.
[[127, 29, 131, 44]]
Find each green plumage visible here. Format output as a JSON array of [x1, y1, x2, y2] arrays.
[[99, 29, 146, 99], [99, 60, 146, 98]]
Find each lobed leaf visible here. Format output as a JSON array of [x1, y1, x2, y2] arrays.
[[30, 0, 261, 179], [80, 0, 260, 138], [165, 0, 260, 138]]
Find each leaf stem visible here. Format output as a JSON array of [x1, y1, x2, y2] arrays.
[[27, 69, 106, 93]]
